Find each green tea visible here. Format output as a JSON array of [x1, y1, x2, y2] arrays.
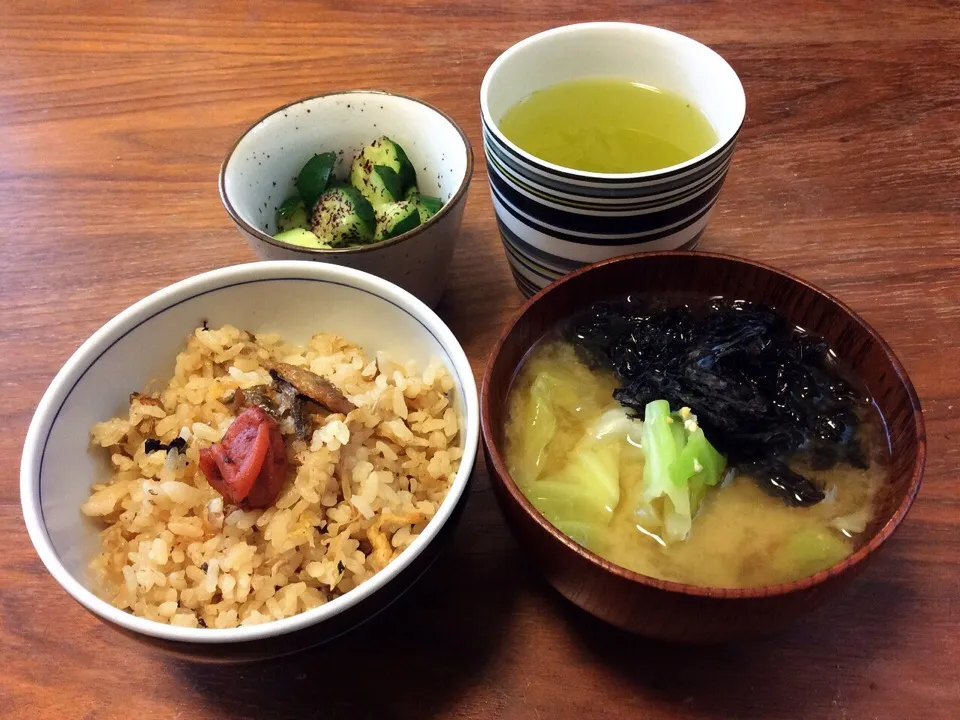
[[498, 77, 717, 173]]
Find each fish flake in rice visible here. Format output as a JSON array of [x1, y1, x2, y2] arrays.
[[83, 325, 463, 628]]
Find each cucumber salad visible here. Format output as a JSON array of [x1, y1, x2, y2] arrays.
[[273, 136, 443, 249]]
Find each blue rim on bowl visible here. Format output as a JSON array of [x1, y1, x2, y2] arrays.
[[20, 261, 480, 648]]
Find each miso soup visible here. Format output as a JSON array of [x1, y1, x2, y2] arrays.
[[504, 297, 888, 588]]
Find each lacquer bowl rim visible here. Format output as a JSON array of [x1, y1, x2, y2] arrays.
[[480, 250, 926, 600]]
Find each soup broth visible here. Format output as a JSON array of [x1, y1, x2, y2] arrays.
[[504, 301, 888, 589], [497, 77, 717, 173]]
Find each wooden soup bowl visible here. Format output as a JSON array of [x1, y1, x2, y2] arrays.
[[480, 251, 925, 643]]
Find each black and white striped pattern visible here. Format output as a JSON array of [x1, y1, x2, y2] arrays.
[[482, 116, 740, 296]]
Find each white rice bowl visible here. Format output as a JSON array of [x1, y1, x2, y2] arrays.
[[83, 324, 463, 629], [20, 262, 478, 651]]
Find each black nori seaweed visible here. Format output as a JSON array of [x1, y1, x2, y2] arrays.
[[567, 297, 869, 507], [144, 437, 188, 455]]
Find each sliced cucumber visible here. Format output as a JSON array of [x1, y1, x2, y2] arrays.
[[296, 151, 337, 208], [403, 185, 420, 203], [310, 185, 376, 247], [375, 201, 421, 241], [417, 195, 443, 223], [350, 136, 417, 198], [371, 136, 417, 190], [273, 227, 329, 248], [373, 166, 405, 207], [350, 158, 405, 208], [276, 196, 309, 232]]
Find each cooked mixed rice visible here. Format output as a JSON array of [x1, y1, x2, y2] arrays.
[[82, 325, 462, 629]]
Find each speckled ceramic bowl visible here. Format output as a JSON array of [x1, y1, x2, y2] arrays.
[[220, 91, 474, 308]]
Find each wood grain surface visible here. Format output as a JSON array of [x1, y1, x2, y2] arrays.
[[1, 1, 958, 718]]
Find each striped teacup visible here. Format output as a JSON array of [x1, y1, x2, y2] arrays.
[[480, 23, 746, 296]]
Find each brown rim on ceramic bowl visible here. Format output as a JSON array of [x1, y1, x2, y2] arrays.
[[219, 89, 475, 256], [481, 250, 925, 601]]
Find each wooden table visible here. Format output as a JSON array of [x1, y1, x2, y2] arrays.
[[2, 1, 958, 717]]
